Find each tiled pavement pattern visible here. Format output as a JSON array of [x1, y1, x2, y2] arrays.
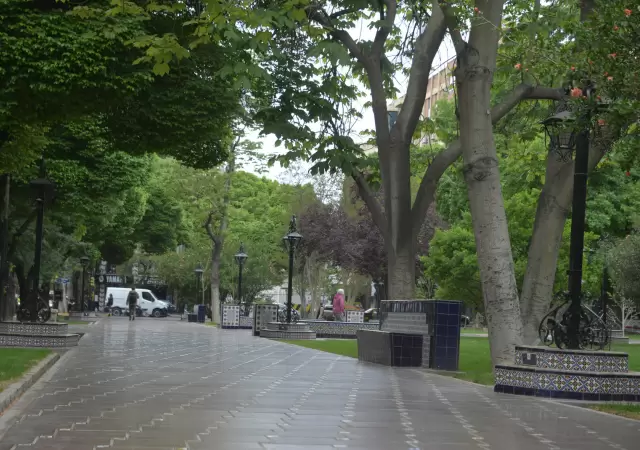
[[0, 319, 639, 450]]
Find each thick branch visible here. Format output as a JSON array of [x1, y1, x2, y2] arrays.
[[204, 212, 221, 246], [8, 210, 37, 258], [395, 5, 446, 144], [352, 170, 390, 244], [330, 8, 358, 19], [436, 1, 465, 54], [307, 8, 371, 70], [410, 83, 564, 240], [371, 0, 396, 57]]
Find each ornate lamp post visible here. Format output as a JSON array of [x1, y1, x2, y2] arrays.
[[282, 216, 302, 324], [194, 264, 203, 305], [234, 243, 248, 316], [20, 157, 55, 322], [80, 256, 89, 315], [541, 86, 595, 349]]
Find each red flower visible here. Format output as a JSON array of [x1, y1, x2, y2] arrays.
[[607, 76, 614, 81], [570, 87, 582, 98], [624, 8, 632, 16], [614, 25, 620, 31], [598, 119, 606, 126], [474, 7, 481, 14], [597, 95, 602, 100], [514, 63, 522, 70], [609, 53, 617, 58], [571, 66, 576, 71], [626, 171, 631, 177]]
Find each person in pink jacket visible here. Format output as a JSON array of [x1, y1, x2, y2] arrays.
[[333, 289, 345, 321]]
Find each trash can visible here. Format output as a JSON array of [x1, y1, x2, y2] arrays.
[[196, 304, 206, 323], [187, 313, 197, 323]]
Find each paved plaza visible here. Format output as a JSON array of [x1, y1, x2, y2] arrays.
[[0, 319, 638, 450]]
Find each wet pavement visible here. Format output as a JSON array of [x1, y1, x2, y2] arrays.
[[0, 318, 638, 449]]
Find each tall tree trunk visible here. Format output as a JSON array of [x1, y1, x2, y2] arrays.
[[0, 174, 9, 321], [519, 0, 604, 344], [205, 141, 237, 324], [520, 156, 572, 343], [388, 246, 415, 300], [455, 0, 523, 365], [210, 242, 222, 323], [520, 138, 612, 343]]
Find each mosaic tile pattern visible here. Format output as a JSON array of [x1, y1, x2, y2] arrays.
[[221, 305, 240, 328], [0, 322, 68, 336], [515, 346, 628, 373], [346, 310, 365, 323], [302, 320, 378, 338], [357, 329, 428, 368], [495, 365, 640, 401], [431, 300, 462, 371], [259, 321, 316, 339], [252, 304, 278, 336], [0, 333, 80, 348], [380, 312, 430, 334], [238, 315, 252, 329]]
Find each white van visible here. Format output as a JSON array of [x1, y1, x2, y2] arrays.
[[105, 287, 169, 318]]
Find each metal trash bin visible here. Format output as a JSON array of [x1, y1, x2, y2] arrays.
[[196, 304, 206, 323]]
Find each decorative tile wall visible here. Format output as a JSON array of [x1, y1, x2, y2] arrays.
[[253, 305, 279, 336], [238, 315, 252, 329], [0, 322, 68, 336], [380, 313, 430, 334], [221, 305, 240, 328], [431, 300, 462, 371], [495, 365, 640, 402], [515, 346, 628, 373], [302, 320, 378, 339], [0, 333, 80, 348], [259, 321, 316, 339], [346, 311, 365, 323], [357, 330, 392, 366]]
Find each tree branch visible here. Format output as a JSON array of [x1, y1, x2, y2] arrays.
[[8, 210, 37, 258], [307, 7, 371, 70], [394, 4, 446, 144], [436, 1, 465, 54], [204, 212, 221, 246], [410, 83, 565, 241], [352, 170, 390, 244], [371, 0, 396, 57], [329, 8, 358, 19]]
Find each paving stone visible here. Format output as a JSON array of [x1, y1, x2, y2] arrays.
[[0, 318, 639, 450]]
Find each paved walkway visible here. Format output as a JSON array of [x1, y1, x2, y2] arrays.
[[0, 319, 638, 450]]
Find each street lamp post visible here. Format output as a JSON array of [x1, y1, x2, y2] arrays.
[[234, 243, 248, 316], [282, 216, 302, 324], [194, 264, 203, 305], [80, 256, 89, 316], [541, 85, 598, 349]]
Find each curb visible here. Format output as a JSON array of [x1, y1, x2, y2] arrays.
[[0, 352, 60, 415]]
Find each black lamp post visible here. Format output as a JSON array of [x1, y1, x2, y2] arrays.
[[80, 256, 89, 315], [23, 157, 54, 321], [194, 264, 203, 305], [282, 215, 302, 323], [234, 243, 248, 316], [541, 86, 595, 349]]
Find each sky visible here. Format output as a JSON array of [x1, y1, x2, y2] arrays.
[[244, 17, 457, 183]]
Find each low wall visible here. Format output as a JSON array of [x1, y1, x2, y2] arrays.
[[301, 320, 378, 338]]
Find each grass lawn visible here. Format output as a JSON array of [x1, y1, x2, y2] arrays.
[[279, 337, 640, 386], [589, 403, 640, 420], [0, 348, 51, 392], [461, 328, 487, 335], [205, 322, 218, 327]]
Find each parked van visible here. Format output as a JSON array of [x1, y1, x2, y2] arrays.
[[105, 287, 169, 318]]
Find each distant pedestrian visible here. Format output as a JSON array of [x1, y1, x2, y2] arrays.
[[333, 289, 345, 322], [126, 287, 139, 321]]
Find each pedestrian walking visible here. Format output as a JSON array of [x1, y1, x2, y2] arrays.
[[333, 289, 345, 322], [126, 287, 139, 321]]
